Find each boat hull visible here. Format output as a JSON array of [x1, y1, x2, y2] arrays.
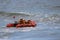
[[6, 21, 36, 28]]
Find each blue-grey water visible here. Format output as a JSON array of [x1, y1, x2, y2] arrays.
[[0, 0, 60, 40]]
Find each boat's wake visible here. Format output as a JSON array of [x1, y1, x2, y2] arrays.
[[0, 27, 36, 33], [0, 27, 37, 39]]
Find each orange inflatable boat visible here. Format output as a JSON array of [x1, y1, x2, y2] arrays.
[[6, 20, 36, 28]]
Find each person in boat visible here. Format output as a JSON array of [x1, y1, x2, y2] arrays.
[[14, 21, 18, 27], [27, 20, 31, 24], [18, 19, 26, 24]]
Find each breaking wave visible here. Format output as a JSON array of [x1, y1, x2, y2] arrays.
[[34, 13, 60, 25], [0, 12, 60, 32], [0, 12, 60, 26], [0, 12, 34, 17]]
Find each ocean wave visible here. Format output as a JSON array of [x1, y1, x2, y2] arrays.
[[0, 12, 34, 16], [37, 13, 60, 24], [0, 11, 60, 25]]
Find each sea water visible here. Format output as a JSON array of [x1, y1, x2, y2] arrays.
[[0, 0, 60, 40]]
